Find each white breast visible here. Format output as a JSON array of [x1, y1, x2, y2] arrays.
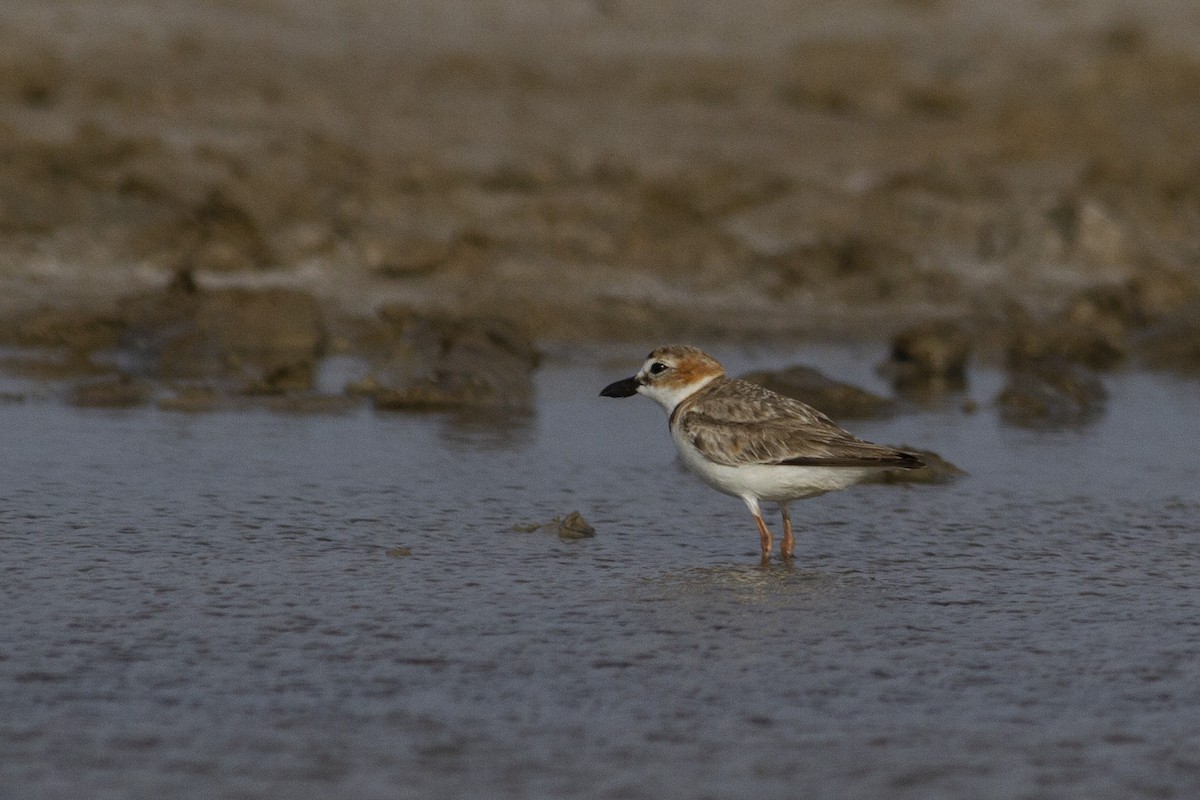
[[670, 423, 872, 503]]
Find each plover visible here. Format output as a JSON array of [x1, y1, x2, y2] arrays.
[[601, 345, 923, 561]]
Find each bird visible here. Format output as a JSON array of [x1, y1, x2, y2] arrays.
[[600, 345, 923, 561]]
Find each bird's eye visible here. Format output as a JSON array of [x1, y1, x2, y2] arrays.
[[648, 362, 668, 375]]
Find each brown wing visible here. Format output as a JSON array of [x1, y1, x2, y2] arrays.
[[678, 378, 921, 469]]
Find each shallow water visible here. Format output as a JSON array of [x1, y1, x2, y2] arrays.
[[2, 345, 1199, 799]]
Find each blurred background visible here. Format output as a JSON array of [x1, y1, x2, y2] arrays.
[[3, 0, 1200, 343]]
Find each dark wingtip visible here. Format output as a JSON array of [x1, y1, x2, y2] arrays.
[[895, 451, 925, 469]]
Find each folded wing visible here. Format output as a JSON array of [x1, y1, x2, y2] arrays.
[[678, 379, 922, 469]]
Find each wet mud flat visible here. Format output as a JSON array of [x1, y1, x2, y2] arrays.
[[3, 0, 1200, 340], [2, 349, 1199, 799]]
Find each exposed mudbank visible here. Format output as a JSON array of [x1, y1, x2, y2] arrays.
[[2, 1, 1199, 426], [0, 278, 539, 413], [3, 1, 1200, 344], [0, 272, 1194, 438]]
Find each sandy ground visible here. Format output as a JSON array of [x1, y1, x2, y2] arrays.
[[3, 0, 1200, 344]]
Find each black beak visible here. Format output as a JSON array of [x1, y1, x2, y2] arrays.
[[600, 376, 640, 398]]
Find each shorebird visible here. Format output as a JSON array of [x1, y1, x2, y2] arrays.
[[601, 345, 923, 561]]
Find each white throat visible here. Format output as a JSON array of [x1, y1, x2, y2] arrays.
[[637, 373, 719, 415]]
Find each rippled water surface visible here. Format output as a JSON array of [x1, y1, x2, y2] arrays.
[[2, 346, 1199, 799]]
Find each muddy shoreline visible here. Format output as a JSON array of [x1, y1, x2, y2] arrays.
[[2, 0, 1200, 410]]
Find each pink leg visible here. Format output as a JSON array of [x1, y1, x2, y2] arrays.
[[780, 504, 795, 560], [752, 512, 773, 560]]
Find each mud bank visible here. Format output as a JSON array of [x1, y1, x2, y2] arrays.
[[2, 1, 1199, 431], [2, 0, 1200, 343], [0, 277, 540, 413]]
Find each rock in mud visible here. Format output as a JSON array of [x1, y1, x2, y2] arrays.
[[739, 364, 893, 419], [554, 511, 596, 540], [1006, 321, 1127, 371], [1003, 292, 1130, 371], [860, 447, 965, 485], [140, 190, 275, 273], [881, 320, 971, 394], [1005, 280, 1196, 372], [119, 276, 325, 393], [995, 357, 1107, 426], [886, 320, 971, 375], [513, 511, 596, 540], [361, 308, 538, 411]]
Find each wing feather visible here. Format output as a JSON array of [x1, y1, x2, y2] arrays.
[[677, 378, 920, 469]]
